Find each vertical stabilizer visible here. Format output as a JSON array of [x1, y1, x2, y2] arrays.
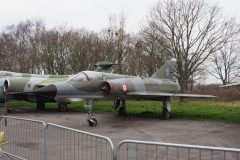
[[151, 58, 177, 80]]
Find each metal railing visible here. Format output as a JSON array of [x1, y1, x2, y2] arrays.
[[0, 116, 46, 160], [45, 123, 114, 160], [114, 140, 240, 160], [0, 116, 240, 160]]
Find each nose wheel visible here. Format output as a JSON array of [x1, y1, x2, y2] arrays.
[[85, 100, 97, 127], [87, 113, 97, 127], [162, 97, 171, 120]]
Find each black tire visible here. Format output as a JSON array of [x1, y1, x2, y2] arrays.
[[37, 102, 45, 110], [162, 107, 170, 120], [118, 107, 126, 117], [113, 99, 120, 109], [58, 104, 68, 112], [88, 118, 97, 127], [7, 108, 16, 113]]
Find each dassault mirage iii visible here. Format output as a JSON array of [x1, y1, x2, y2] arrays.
[[0, 62, 116, 111], [8, 59, 215, 126]]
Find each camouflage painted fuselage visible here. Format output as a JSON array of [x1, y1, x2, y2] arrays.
[[35, 70, 180, 103], [47, 71, 135, 102], [1, 61, 119, 103], [0, 71, 71, 103], [13, 59, 214, 105]]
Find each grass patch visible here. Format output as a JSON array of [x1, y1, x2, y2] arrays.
[[171, 100, 240, 123], [3, 100, 240, 123]]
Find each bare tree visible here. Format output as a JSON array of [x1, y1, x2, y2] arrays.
[[208, 43, 240, 85], [140, 25, 169, 76], [0, 30, 19, 71], [101, 13, 131, 74], [0, 20, 45, 73], [68, 29, 106, 73], [132, 39, 145, 76], [101, 15, 118, 61], [148, 0, 239, 93]]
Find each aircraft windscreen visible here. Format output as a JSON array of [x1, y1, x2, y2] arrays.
[[69, 72, 88, 82], [83, 71, 102, 81]]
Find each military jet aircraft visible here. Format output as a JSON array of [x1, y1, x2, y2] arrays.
[[1, 62, 116, 111], [11, 58, 215, 126]]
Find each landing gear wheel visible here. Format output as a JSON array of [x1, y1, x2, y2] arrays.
[[88, 118, 97, 127], [162, 107, 170, 120], [118, 107, 126, 117], [37, 102, 45, 110], [58, 103, 68, 112], [113, 99, 120, 109], [7, 108, 16, 113]]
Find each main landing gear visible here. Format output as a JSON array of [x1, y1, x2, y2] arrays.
[[85, 100, 97, 127], [36, 102, 45, 110], [58, 103, 68, 112], [114, 98, 126, 117], [36, 102, 68, 112], [162, 97, 171, 120]]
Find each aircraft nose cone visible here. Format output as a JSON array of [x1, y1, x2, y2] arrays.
[[35, 84, 57, 98]]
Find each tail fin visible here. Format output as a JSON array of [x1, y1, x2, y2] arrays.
[[151, 58, 177, 80]]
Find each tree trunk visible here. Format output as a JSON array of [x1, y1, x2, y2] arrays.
[[179, 78, 188, 102]]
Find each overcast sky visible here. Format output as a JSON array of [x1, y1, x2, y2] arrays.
[[1, 0, 240, 33], [0, 0, 239, 83]]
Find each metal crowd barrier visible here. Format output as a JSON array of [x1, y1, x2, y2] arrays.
[[45, 123, 114, 160], [114, 140, 240, 160], [0, 116, 240, 160], [0, 116, 46, 160]]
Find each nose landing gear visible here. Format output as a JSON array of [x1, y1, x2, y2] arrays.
[[87, 112, 97, 127], [162, 97, 171, 120], [114, 98, 126, 117], [84, 100, 97, 127]]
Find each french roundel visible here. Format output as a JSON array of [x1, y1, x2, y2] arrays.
[[122, 84, 128, 92]]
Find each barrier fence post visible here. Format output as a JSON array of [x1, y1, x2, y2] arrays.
[[43, 123, 47, 160]]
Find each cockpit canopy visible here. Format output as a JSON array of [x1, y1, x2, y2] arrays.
[[69, 71, 102, 82], [70, 72, 88, 82]]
